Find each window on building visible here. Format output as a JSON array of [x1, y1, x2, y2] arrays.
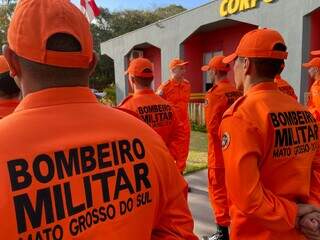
[[203, 50, 223, 91]]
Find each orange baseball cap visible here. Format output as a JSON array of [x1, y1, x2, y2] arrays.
[[125, 58, 154, 78], [302, 58, 320, 68], [7, 0, 93, 69], [224, 28, 288, 64], [0, 55, 10, 74], [169, 58, 189, 70], [311, 50, 320, 56], [201, 56, 230, 72]]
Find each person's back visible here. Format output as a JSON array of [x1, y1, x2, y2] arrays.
[[0, 1, 197, 239], [119, 58, 185, 172], [274, 75, 298, 100], [120, 90, 180, 145], [0, 88, 196, 239], [221, 28, 320, 240], [223, 84, 319, 239]]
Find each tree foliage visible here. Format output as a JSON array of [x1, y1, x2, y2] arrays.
[[0, 2, 186, 90]]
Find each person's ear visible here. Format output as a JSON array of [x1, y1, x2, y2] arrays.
[[243, 57, 251, 76], [88, 51, 99, 77], [2, 45, 21, 78]]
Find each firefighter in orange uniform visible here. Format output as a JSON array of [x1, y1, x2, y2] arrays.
[[220, 28, 320, 240], [119, 57, 185, 173], [157, 59, 191, 173], [275, 64, 297, 100], [201, 56, 242, 240], [303, 58, 320, 118], [0, 1, 198, 239], [0, 55, 20, 119]]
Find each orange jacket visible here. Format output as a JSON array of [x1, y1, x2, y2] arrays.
[[308, 79, 320, 110], [0, 87, 198, 240], [157, 79, 191, 171], [0, 99, 19, 119], [119, 89, 186, 173], [205, 79, 242, 227], [220, 82, 320, 240], [275, 75, 298, 100]]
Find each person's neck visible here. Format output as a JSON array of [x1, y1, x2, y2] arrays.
[[134, 85, 152, 92], [215, 76, 227, 85], [172, 76, 183, 83], [243, 77, 273, 94], [20, 77, 88, 97]]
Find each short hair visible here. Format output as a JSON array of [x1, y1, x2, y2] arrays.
[[251, 43, 287, 79], [132, 68, 154, 87], [133, 77, 153, 88], [18, 33, 89, 84], [0, 72, 20, 96]]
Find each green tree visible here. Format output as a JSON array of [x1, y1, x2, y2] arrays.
[[0, 1, 16, 46], [90, 5, 186, 91]]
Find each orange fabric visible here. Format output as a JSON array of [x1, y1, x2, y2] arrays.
[[169, 59, 189, 70], [274, 75, 298, 100], [307, 79, 320, 110], [118, 89, 186, 173], [220, 82, 319, 240], [0, 99, 19, 119], [224, 28, 288, 64], [302, 58, 320, 69], [201, 56, 230, 72], [0, 87, 197, 239], [205, 79, 242, 227], [0, 55, 10, 74], [157, 79, 191, 172], [8, 0, 93, 69], [125, 58, 154, 78], [311, 50, 320, 56]]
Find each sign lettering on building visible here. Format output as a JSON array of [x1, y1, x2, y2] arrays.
[[220, 0, 274, 17]]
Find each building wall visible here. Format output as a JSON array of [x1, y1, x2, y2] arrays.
[[183, 23, 257, 93], [144, 47, 162, 90], [101, 0, 320, 103]]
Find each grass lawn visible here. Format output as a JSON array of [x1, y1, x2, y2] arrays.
[[184, 131, 208, 175]]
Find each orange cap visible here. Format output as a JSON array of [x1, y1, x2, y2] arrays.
[[169, 58, 189, 70], [311, 50, 320, 56], [125, 58, 154, 78], [0, 56, 10, 74], [302, 58, 320, 68], [201, 56, 230, 72], [224, 28, 288, 64], [7, 0, 93, 69]]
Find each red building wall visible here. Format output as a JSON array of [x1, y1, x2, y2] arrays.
[[311, 9, 320, 53], [144, 46, 162, 90], [183, 23, 257, 93]]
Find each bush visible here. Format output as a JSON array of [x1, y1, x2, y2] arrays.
[[191, 121, 207, 133], [101, 84, 116, 106]]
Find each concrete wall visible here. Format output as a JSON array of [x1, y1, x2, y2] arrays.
[[101, 0, 320, 103]]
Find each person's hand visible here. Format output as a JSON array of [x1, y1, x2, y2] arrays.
[[297, 204, 320, 218], [298, 205, 320, 240], [300, 212, 320, 231]]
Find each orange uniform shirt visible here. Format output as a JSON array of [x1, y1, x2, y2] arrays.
[[205, 79, 242, 227], [308, 79, 320, 110], [220, 82, 320, 240], [119, 89, 186, 172], [275, 75, 298, 100], [0, 99, 19, 119], [157, 79, 191, 172], [0, 87, 198, 240]]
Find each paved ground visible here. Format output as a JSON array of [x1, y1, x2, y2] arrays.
[[185, 169, 216, 238]]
